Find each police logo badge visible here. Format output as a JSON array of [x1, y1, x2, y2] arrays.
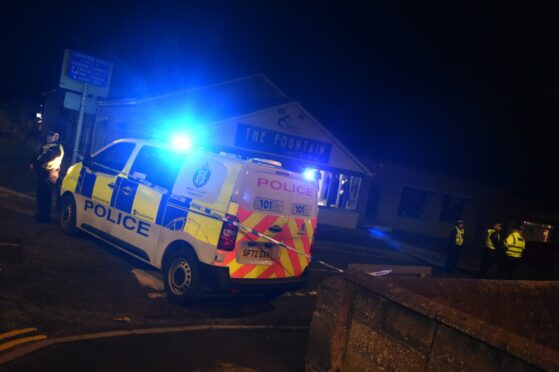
[[192, 162, 211, 188]]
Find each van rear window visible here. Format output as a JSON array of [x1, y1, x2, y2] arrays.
[[240, 170, 317, 217]]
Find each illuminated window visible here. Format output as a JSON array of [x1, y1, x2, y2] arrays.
[[522, 221, 554, 243], [398, 186, 434, 219], [317, 171, 361, 210]]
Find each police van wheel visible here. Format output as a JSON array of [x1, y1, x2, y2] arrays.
[[163, 248, 200, 304], [60, 195, 79, 236]]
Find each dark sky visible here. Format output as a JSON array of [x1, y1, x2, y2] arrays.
[[1, 1, 558, 206]]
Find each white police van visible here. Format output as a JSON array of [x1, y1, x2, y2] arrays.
[[59, 139, 318, 303]]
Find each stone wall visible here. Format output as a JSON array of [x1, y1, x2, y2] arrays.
[[306, 269, 559, 371]]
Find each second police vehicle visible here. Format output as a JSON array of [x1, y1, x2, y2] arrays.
[[59, 138, 318, 303]]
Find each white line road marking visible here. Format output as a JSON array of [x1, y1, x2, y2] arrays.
[[0, 335, 47, 352], [0, 242, 20, 247], [0, 328, 37, 341], [280, 290, 317, 297], [148, 292, 167, 299], [131, 269, 164, 291]]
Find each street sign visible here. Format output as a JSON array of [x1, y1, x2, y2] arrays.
[[67, 51, 111, 87], [63, 92, 97, 115], [59, 49, 113, 98]]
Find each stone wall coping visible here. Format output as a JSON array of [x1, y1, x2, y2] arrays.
[[344, 268, 559, 370]]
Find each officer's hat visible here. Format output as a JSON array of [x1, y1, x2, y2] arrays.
[[456, 219, 465, 225]]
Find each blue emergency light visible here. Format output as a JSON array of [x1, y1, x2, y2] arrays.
[[171, 134, 193, 151], [303, 168, 319, 181]]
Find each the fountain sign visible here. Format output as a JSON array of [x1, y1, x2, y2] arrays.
[[235, 123, 332, 163]]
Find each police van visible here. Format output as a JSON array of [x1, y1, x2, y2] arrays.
[[59, 138, 318, 303]]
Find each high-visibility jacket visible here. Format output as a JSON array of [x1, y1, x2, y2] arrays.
[[505, 231, 526, 258], [485, 229, 501, 250], [38, 143, 64, 171], [454, 226, 464, 246]]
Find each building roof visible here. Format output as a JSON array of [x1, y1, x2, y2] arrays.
[[100, 74, 291, 124]]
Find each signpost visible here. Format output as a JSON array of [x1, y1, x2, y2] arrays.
[[59, 49, 113, 163]]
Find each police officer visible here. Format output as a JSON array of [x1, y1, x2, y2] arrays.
[[30, 131, 64, 223], [446, 219, 465, 273], [479, 223, 505, 278], [501, 224, 526, 279]]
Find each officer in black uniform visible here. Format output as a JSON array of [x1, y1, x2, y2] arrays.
[[30, 131, 64, 223]]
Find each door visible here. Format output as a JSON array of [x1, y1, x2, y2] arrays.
[[110, 145, 186, 262], [76, 141, 136, 234]]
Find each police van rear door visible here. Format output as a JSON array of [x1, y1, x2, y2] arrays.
[[230, 164, 318, 279]]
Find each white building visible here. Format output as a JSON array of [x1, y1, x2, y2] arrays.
[[91, 75, 372, 229]]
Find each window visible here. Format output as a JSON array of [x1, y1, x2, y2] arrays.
[[90, 142, 136, 175], [317, 171, 362, 210], [522, 221, 554, 243], [440, 194, 467, 223], [398, 186, 433, 219], [129, 146, 186, 191]]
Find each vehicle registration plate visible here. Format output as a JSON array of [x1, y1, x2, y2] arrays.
[[239, 246, 274, 263]]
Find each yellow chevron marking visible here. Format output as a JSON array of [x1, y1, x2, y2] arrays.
[[287, 220, 309, 270], [0, 328, 37, 341], [227, 258, 243, 277], [0, 335, 47, 352], [242, 264, 270, 279], [306, 219, 315, 245], [279, 247, 294, 277], [227, 202, 239, 216]]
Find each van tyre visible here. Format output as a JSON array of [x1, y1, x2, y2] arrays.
[[60, 195, 79, 236], [163, 248, 200, 304]]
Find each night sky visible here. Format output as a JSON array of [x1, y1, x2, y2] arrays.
[[1, 1, 558, 207]]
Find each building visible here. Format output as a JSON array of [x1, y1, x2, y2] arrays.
[[43, 74, 557, 242], [90, 75, 372, 229], [360, 159, 557, 246]]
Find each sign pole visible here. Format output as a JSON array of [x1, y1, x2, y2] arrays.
[[72, 83, 88, 164]]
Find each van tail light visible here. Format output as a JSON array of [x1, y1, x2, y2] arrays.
[[217, 214, 239, 251]]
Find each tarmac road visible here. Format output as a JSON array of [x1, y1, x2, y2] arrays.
[[1, 131, 556, 369], [0, 182, 433, 370]]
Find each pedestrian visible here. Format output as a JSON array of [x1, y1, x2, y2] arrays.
[[501, 224, 526, 279], [446, 219, 465, 273], [29, 131, 64, 223], [479, 223, 505, 278]]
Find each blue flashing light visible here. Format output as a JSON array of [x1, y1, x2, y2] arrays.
[[368, 228, 388, 239], [171, 134, 192, 151], [303, 168, 318, 181], [367, 227, 402, 250]]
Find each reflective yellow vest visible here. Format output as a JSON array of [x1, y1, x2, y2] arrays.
[[39, 143, 64, 171], [455, 227, 464, 246], [505, 231, 525, 258], [485, 229, 500, 250]]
